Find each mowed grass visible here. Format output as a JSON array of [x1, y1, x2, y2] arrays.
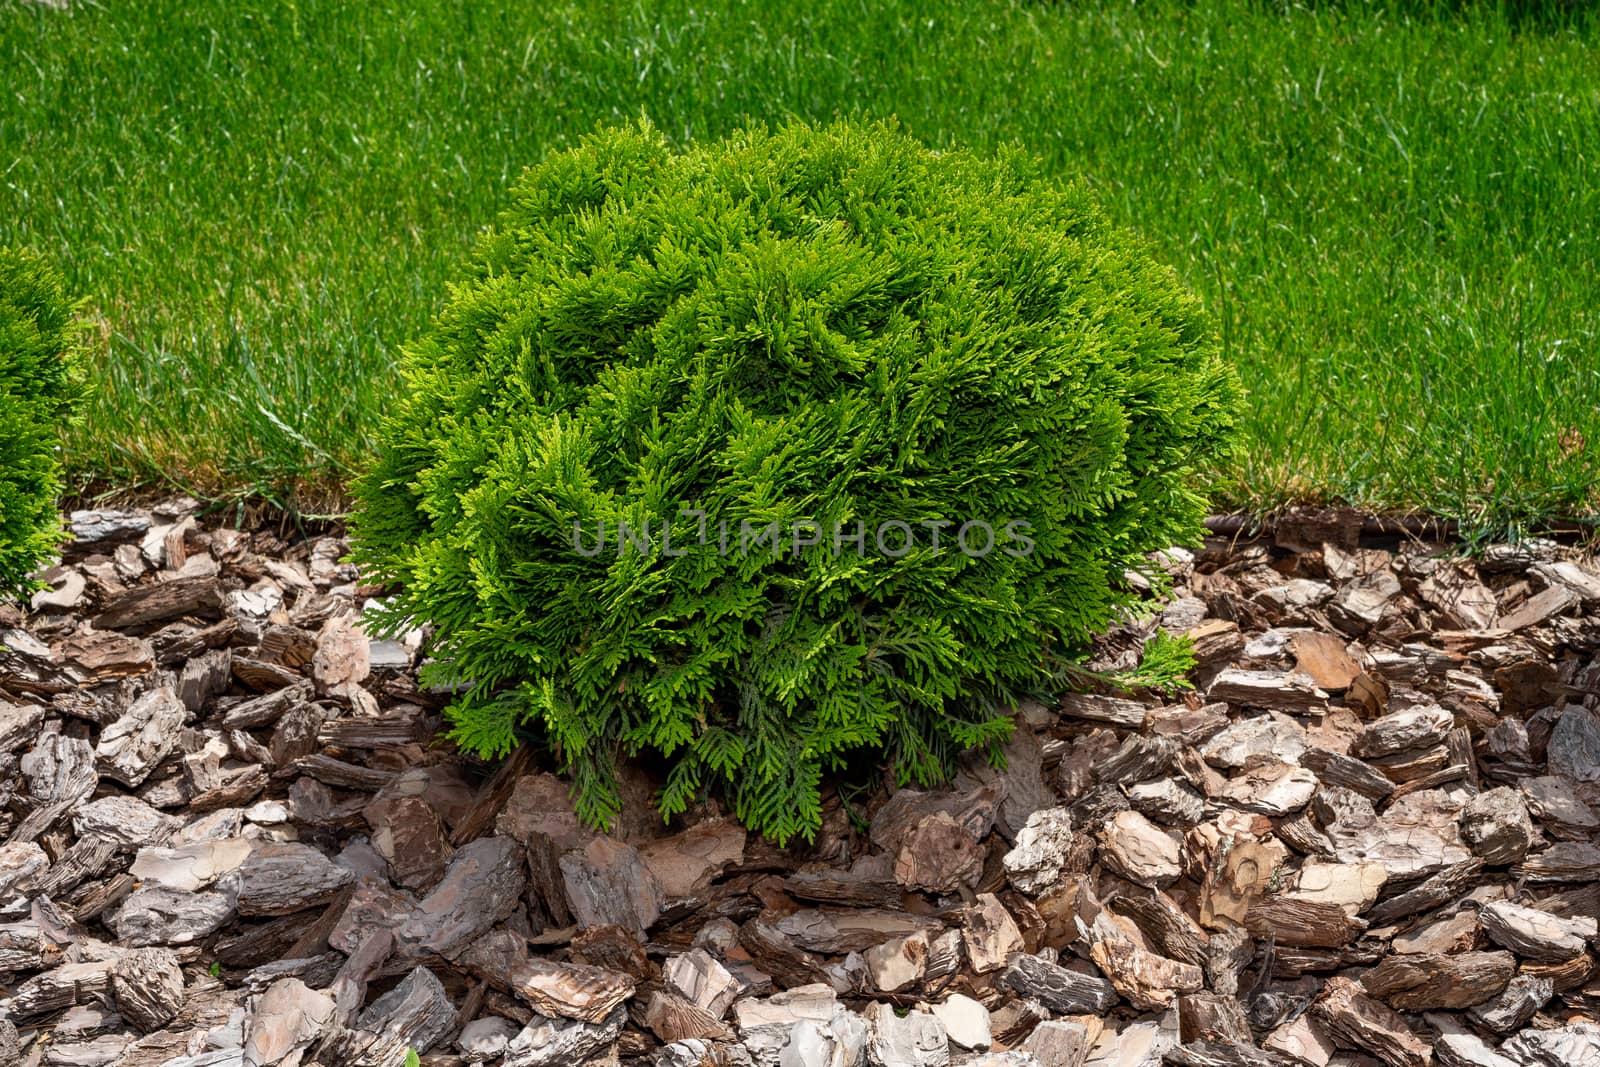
[[2, 0, 1598, 526]]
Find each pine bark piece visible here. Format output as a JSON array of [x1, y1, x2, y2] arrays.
[[318, 925, 395, 1043], [1219, 760, 1319, 816], [0, 698, 47, 752], [1499, 584, 1578, 631], [869, 782, 1005, 853], [1275, 813, 1334, 862], [177, 646, 232, 712], [257, 623, 316, 670], [1111, 892, 1209, 968], [269, 701, 326, 771], [1418, 566, 1499, 629], [774, 908, 942, 955], [1301, 748, 1394, 801], [1435, 1031, 1522, 1067], [786, 855, 901, 909], [1198, 838, 1286, 929], [923, 928, 966, 981], [739, 917, 833, 990], [1086, 919, 1204, 1011], [1519, 950, 1597, 992], [69, 508, 152, 544], [113, 885, 235, 946], [22, 726, 97, 801], [396, 836, 526, 959], [1241, 895, 1369, 947], [489, 766, 583, 849], [1099, 809, 1181, 888], [963, 892, 1025, 974], [1127, 778, 1207, 827], [313, 611, 371, 700], [1207, 669, 1328, 714], [1164, 1041, 1287, 1067], [1178, 993, 1252, 1045], [235, 841, 356, 916], [638, 818, 746, 899], [1363, 859, 1483, 925], [72, 794, 177, 849], [664, 948, 741, 1019], [1000, 952, 1117, 1015], [0, 627, 82, 696], [38, 1033, 133, 1065], [1350, 705, 1455, 759], [329, 881, 417, 956], [131, 838, 254, 892], [187, 763, 269, 813], [10, 959, 120, 1022], [110, 947, 185, 1033], [866, 1001, 949, 1067], [219, 680, 314, 729], [646, 990, 736, 1043], [0, 840, 49, 897], [655, 1040, 753, 1067], [150, 617, 238, 667], [1058, 692, 1148, 727], [1263, 1014, 1337, 1067], [1290, 631, 1362, 691], [1003, 807, 1086, 895], [1311, 976, 1431, 1067], [1467, 974, 1553, 1034], [1316, 788, 1470, 882], [12, 729, 98, 844], [569, 923, 653, 980], [1096, 734, 1179, 785], [243, 977, 336, 1067], [1201, 715, 1309, 769], [1328, 569, 1402, 632], [1547, 705, 1600, 782], [1476, 898, 1597, 961], [1514, 840, 1600, 884], [325, 965, 457, 1067], [1392, 911, 1479, 955], [1015, 1018, 1092, 1067], [1458, 787, 1536, 865], [457, 928, 635, 1022], [560, 836, 664, 938], [1359, 950, 1514, 1010], [1284, 861, 1387, 916], [317, 715, 419, 748], [1204, 926, 1253, 998], [895, 809, 984, 893], [861, 929, 929, 993], [501, 1006, 626, 1067], [59, 629, 154, 679], [285, 752, 396, 790], [363, 792, 453, 891], [93, 576, 223, 630]]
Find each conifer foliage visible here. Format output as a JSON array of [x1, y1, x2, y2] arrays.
[[353, 121, 1241, 841], [1, 248, 87, 600]]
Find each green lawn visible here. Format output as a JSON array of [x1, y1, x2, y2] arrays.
[[3, 0, 1597, 528]]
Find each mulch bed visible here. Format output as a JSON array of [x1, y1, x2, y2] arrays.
[[1, 501, 1597, 1067]]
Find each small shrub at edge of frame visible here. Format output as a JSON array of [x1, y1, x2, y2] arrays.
[[0, 247, 88, 601]]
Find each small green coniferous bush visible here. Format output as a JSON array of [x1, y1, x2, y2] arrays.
[[1, 248, 87, 600], [353, 121, 1241, 842]]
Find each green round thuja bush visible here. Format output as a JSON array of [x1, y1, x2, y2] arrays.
[[353, 120, 1241, 841], [1, 247, 87, 600]]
